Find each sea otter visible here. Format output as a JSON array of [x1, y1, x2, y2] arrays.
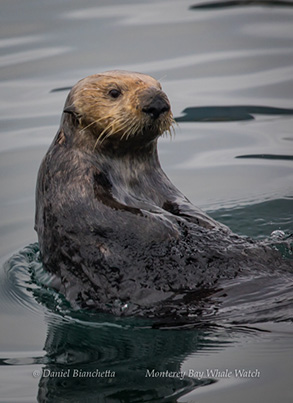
[[35, 70, 292, 320]]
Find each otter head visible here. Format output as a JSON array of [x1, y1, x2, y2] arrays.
[[62, 70, 174, 151]]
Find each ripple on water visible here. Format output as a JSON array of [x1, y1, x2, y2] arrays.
[[1, 246, 244, 402], [3, 238, 293, 329], [209, 198, 293, 242]]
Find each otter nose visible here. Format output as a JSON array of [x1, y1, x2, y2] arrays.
[[142, 95, 170, 119]]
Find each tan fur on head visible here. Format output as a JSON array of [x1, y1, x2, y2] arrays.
[[65, 71, 174, 148]]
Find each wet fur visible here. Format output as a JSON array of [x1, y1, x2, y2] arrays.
[[35, 71, 292, 320]]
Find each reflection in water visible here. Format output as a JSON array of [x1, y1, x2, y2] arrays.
[[37, 315, 220, 402], [3, 232, 293, 401], [1, 0, 293, 401], [236, 154, 293, 160], [190, 1, 293, 10], [4, 247, 235, 402], [175, 105, 293, 122], [50, 86, 72, 93]]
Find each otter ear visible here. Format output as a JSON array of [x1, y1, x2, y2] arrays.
[[63, 104, 82, 123], [63, 104, 77, 116]]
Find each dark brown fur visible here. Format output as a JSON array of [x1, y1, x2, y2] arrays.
[[35, 71, 292, 321]]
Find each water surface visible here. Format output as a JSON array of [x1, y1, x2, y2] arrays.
[[0, 0, 293, 402]]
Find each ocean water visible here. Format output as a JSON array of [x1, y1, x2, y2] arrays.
[[0, 0, 293, 402]]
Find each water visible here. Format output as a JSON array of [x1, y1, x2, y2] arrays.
[[1, 0, 293, 401]]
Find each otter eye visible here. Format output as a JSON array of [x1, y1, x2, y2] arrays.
[[109, 89, 121, 99]]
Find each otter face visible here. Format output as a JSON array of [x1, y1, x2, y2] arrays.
[[63, 71, 174, 147]]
